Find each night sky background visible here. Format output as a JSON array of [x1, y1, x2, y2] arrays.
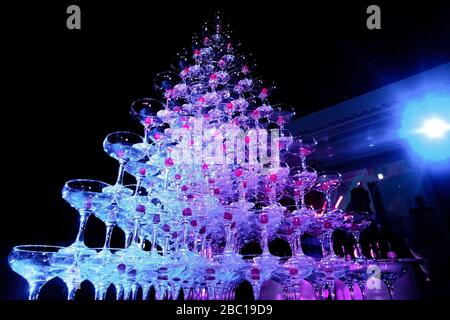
[[1, 0, 450, 299]]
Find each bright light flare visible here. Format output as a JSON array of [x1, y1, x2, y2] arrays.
[[416, 118, 450, 139]]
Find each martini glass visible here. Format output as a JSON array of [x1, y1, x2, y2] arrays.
[[228, 164, 261, 210], [79, 248, 122, 300], [291, 136, 318, 170], [269, 103, 296, 131], [344, 257, 370, 300], [378, 259, 407, 299], [262, 164, 290, 211], [8, 245, 70, 300], [93, 204, 125, 249], [125, 160, 160, 191], [313, 172, 342, 214], [102, 131, 146, 195], [284, 211, 316, 296], [255, 104, 273, 128], [130, 98, 165, 154], [306, 268, 327, 300], [342, 212, 372, 259], [114, 188, 151, 299], [316, 257, 347, 300], [52, 249, 86, 300], [154, 71, 182, 99], [282, 251, 316, 300], [116, 185, 152, 253], [290, 166, 317, 211], [251, 210, 282, 299], [62, 179, 114, 251]]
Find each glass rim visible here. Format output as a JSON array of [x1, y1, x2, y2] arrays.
[[104, 131, 144, 140], [12, 245, 66, 253], [64, 179, 111, 189], [130, 98, 164, 112]]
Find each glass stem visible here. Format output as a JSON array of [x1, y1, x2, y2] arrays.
[[301, 156, 307, 170], [328, 231, 336, 256], [312, 284, 322, 300], [261, 225, 270, 255], [358, 281, 367, 300], [124, 230, 133, 248], [325, 192, 333, 213], [252, 281, 261, 300], [135, 178, 142, 194], [224, 224, 233, 253], [115, 160, 126, 186], [67, 285, 78, 300], [300, 192, 305, 208], [152, 225, 158, 254], [28, 281, 45, 300], [294, 194, 300, 210], [347, 282, 355, 300], [75, 210, 91, 245], [132, 218, 141, 246], [386, 282, 394, 300], [319, 234, 327, 258], [163, 168, 169, 190], [353, 232, 362, 258], [182, 221, 189, 249], [163, 236, 170, 256], [144, 126, 149, 144], [116, 284, 124, 300], [142, 285, 150, 300], [95, 285, 106, 300], [296, 232, 304, 256], [103, 222, 115, 249], [239, 180, 246, 202], [327, 281, 336, 300]]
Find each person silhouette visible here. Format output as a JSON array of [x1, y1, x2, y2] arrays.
[[409, 195, 433, 216], [342, 186, 381, 258]]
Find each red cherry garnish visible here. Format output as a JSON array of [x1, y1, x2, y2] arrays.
[[223, 212, 233, 221], [323, 221, 332, 229], [117, 263, 126, 272], [182, 208, 192, 216], [259, 214, 269, 224], [164, 158, 174, 166], [144, 116, 153, 125], [135, 204, 146, 213], [84, 198, 93, 210]]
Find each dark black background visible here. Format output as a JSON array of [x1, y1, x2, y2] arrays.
[[1, 0, 450, 300]]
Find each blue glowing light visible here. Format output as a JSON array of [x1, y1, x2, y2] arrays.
[[399, 93, 450, 161], [416, 118, 450, 139]]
